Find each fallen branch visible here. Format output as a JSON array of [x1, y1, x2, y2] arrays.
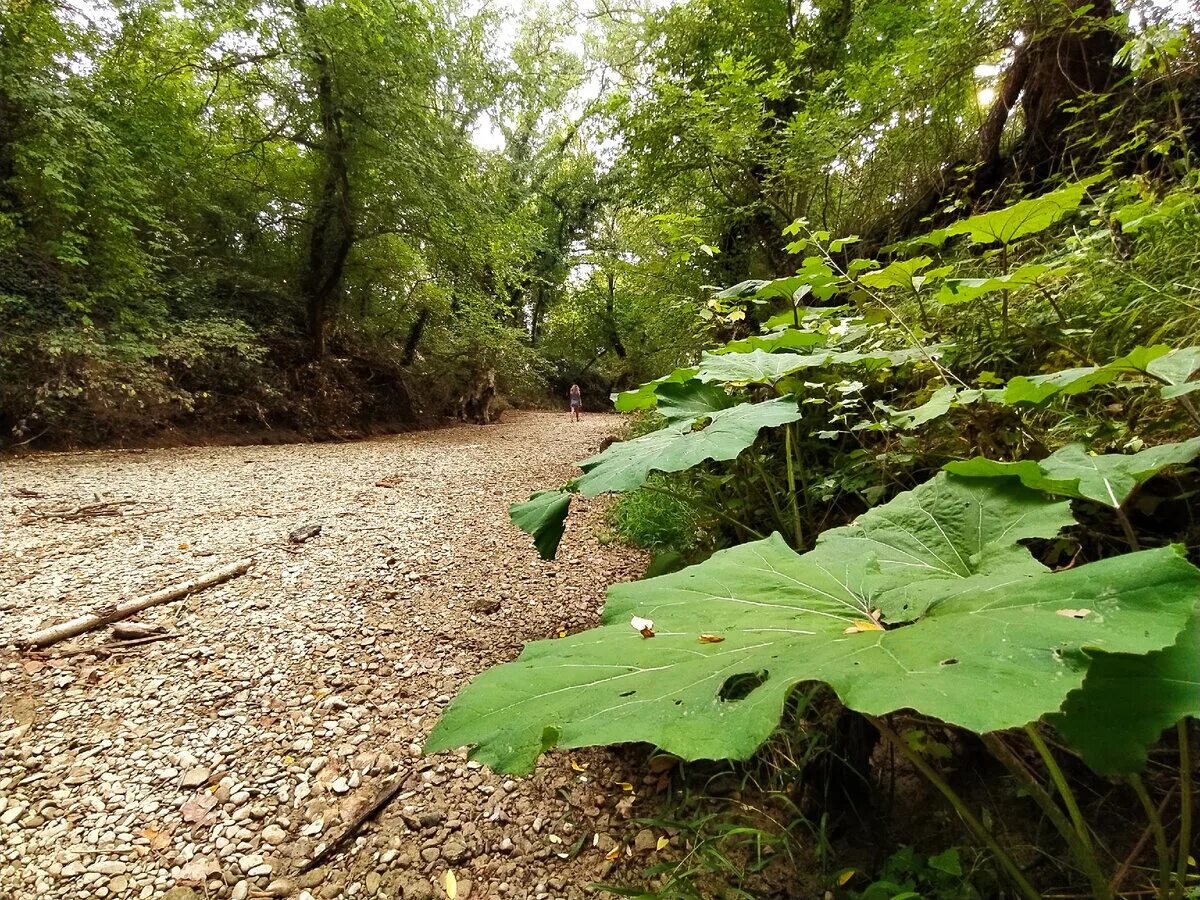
[[14, 559, 252, 651], [299, 771, 410, 874]]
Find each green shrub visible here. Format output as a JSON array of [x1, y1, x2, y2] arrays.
[[609, 475, 707, 552]]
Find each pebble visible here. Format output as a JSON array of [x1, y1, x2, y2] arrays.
[[180, 767, 211, 788]]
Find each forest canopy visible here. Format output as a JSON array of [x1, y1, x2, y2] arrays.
[[0, 0, 1196, 447]]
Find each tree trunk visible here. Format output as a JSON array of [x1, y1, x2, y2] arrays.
[[976, 0, 1121, 194], [294, 0, 354, 360], [400, 307, 429, 366], [604, 270, 626, 359]]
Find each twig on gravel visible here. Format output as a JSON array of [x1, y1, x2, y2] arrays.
[[19, 499, 172, 525], [53, 633, 181, 659], [28, 500, 137, 520], [14, 558, 253, 650], [299, 771, 411, 874]]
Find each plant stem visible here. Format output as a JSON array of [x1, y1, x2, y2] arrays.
[[1175, 720, 1193, 900], [1000, 243, 1011, 338], [1024, 725, 1094, 856], [747, 453, 790, 539], [1112, 785, 1177, 896], [784, 424, 804, 548], [1116, 505, 1142, 551], [1180, 395, 1200, 432], [985, 733, 1111, 900], [870, 717, 1042, 900], [1130, 775, 1172, 900]]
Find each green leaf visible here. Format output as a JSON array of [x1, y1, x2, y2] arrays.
[[1053, 614, 1200, 775], [928, 849, 964, 877], [857, 256, 933, 292], [572, 398, 803, 497], [713, 279, 768, 299], [945, 181, 1093, 246], [1002, 367, 1110, 405], [1145, 346, 1200, 398], [654, 380, 737, 424], [717, 329, 826, 354], [510, 490, 572, 560], [696, 349, 833, 384], [886, 384, 963, 429], [763, 306, 847, 329], [945, 438, 1200, 508], [696, 347, 935, 386], [934, 264, 1064, 306], [753, 275, 814, 303], [612, 367, 698, 412], [817, 474, 1075, 621], [427, 477, 1200, 773]]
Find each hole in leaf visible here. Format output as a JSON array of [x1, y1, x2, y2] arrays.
[[619, 690, 636, 698], [719, 670, 769, 702], [941, 658, 959, 666], [673, 700, 683, 706]]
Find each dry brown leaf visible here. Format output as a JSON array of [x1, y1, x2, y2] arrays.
[[180, 792, 218, 825], [698, 634, 724, 643]]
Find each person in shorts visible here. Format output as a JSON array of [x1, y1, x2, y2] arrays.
[[569, 384, 582, 422]]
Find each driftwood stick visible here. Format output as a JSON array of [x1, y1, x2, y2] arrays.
[[54, 633, 181, 659], [15, 559, 252, 650], [299, 772, 410, 874]]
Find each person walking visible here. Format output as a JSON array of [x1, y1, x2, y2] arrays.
[[568, 383, 582, 423]]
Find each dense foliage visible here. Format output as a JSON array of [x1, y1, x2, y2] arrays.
[[0, 0, 631, 442], [436, 1, 1200, 897]]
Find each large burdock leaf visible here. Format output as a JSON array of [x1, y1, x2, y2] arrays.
[[572, 398, 803, 497], [696, 347, 934, 386], [510, 490, 573, 561], [428, 476, 1200, 773], [696, 348, 835, 384], [934, 265, 1065, 306], [945, 438, 1200, 508], [887, 386, 990, 429], [1002, 366, 1111, 405], [1145, 346, 1200, 398], [858, 256, 940, 292], [816, 475, 1075, 620], [1053, 615, 1200, 775], [717, 329, 826, 354], [611, 367, 698, 412], [944, 181, 1092, 245], [654, 381, 737, 424]]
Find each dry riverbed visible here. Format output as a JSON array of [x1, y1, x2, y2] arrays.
[[0, 413, 673, 900]]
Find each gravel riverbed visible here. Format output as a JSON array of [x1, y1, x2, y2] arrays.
[[0, 413, 673, 900]]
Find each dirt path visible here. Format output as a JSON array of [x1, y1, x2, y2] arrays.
[[0, 413, 662, 900]]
